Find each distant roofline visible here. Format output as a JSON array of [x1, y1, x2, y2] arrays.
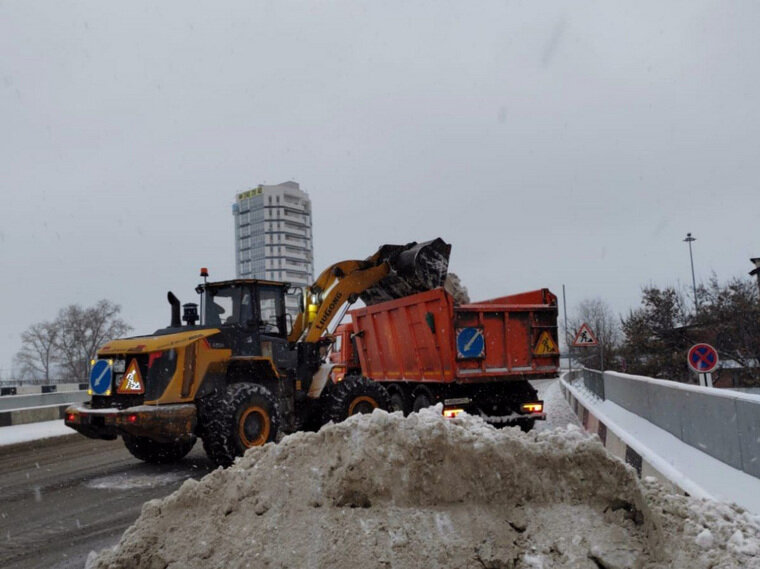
[[234, 180, 309, 203]]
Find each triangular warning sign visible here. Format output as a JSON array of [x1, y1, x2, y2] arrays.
[[534, 331, 559, 355], [572, 323, 599, 347], [118, 359, 145, 394]]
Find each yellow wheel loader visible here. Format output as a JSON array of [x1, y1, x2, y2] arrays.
[[65, 239, 450, 467]]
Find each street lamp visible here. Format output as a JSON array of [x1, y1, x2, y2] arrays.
[[750, 258, 760, 297], [684, 233, 698, 316]]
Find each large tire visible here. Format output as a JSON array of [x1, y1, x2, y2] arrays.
[[388, 385, 411, 415], [122, 434, 196, 464], [198, 383, 279, 468], [411, 386, 434, 413], [324, 376, 390, 424]]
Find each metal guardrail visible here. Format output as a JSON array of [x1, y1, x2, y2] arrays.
[[0, 391, 89, 412], [0, 379, 88, 387], [0, 383, 88, 396], [0, 390, 89, 428]]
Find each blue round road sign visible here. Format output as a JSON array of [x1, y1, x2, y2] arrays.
[[456, 327, 485, 359], [90, 359, 113, 395], [687, 343, 719, 373]]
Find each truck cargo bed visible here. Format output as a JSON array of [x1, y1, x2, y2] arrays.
[[348, 288, 559, 384]]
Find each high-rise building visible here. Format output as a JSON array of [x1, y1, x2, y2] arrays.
[[232, 181, 314, 311]]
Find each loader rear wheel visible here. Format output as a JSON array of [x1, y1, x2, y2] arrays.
[[122, 434, 196, 464], [324, 376, 390, 424], [198, 383, 279, 468]]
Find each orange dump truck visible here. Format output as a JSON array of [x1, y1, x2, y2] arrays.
[[329, 287, 559, 430]]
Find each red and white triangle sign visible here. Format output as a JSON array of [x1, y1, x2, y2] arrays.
[[572, 323, 599, 347]]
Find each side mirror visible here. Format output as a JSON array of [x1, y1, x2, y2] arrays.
[[285, 313, 294, 335], [287, 286, 305, 313]]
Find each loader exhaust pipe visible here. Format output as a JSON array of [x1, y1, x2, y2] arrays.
[[168, 292, 181, 328]]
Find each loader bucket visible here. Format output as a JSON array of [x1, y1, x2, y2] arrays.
[[361, 238, 452, 305]]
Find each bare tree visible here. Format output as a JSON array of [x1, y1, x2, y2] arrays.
[[55, 300, 132, 381], [14, 321, 59, 382], [568, 297, 621, 370]]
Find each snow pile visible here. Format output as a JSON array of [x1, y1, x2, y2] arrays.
[[88, 408, 760, 569]]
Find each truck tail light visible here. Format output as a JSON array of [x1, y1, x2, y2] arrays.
[[521, 402, 544, 414], [443, 408, 464, 419], [126, 414, 138, 424]]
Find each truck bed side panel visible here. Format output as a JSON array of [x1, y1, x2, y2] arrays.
[[351, 289, 455, 383], [350, 288, 558, 384]]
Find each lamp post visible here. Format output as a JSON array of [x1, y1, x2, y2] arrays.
[[684, 233, 698, 316], [750, 258, 760, 297]]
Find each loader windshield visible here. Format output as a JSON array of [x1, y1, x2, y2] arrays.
[[205, 286, 252, 327]]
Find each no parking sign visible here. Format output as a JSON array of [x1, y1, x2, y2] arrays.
[[687, 343, 719, 373], [687, 343, 718, 387]]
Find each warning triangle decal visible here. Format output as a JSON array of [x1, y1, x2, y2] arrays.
[[534, 331, 559, 355], [572, 323, 599, 347], [118, 359, 145, 394]]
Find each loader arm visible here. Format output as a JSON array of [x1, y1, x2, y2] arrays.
[[288, 238, 451, 344]]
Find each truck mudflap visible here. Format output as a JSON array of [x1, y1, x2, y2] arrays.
[[64, 403, 197, 443]]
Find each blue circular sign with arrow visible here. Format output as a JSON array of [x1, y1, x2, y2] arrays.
[[89, 359, 113, 395], [456, 327, 485, 359]]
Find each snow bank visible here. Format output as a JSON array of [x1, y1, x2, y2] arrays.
[[0, 419, 74, 447], [88, 408, 760, 569]]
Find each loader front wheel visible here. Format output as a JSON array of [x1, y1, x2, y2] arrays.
[[198, 383, 279, 468], [324, 376, 390, 424], [122, 434, 196, 464]]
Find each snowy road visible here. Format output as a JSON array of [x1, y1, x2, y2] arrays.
[[532, 377, 581, 432], [0, 435, 213, 569], [0, 378, 574, 569]]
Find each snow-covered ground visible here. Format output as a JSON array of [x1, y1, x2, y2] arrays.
[[0, 419, 74, 447], [87, 406, 760, 569], [567, 378, 760, 515], [532, 377, 581, 432]]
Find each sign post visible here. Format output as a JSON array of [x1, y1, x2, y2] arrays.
[[687, 343, 719, 387], [572, 323, 599, 371]]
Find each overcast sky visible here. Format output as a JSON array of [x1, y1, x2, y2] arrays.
[[1, 1, 758, 376]]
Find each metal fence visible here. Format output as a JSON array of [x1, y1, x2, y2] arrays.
[[581, 368, 605, 400], [0, 378, 87, 387]]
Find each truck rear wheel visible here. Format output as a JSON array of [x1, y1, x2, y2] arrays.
[[198, 383, 279, 468], [411, 386, 434, 413], [122, 434, 196, 464], [388, 386, 411, 415], [324, 376, 390, 424]]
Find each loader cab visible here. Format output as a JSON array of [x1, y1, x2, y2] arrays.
[[201, 279, 289, 336]]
